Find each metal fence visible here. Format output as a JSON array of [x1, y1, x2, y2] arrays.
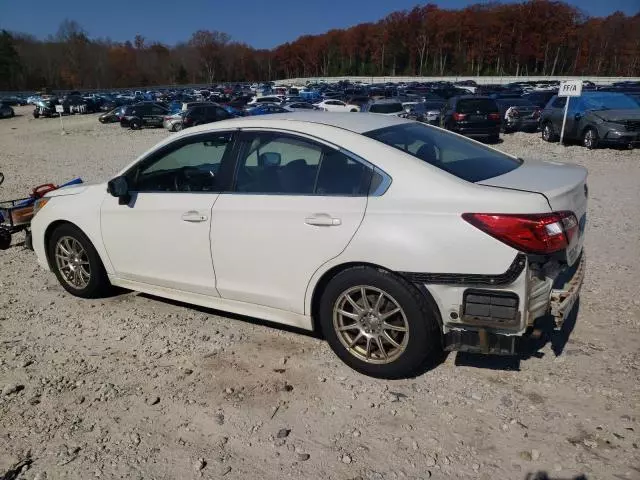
[[277, 75, 640, 86]]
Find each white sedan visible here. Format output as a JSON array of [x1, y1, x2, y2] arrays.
[[313, 99, 360, 112], [31, 113, 587, 378]]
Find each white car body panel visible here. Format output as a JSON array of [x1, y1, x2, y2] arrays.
[[211, 194, 366, 314], [30, 113, 585, 343], [100, 193, 219, 297]]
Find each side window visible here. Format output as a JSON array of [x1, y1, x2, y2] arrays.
[[552, 97, 566, 108], [235, 133, 322, 194], [234, 133, 372, 196], [315, 151, 371, 196], [151, 106, 165, 115], [132, 133, 233, 192]]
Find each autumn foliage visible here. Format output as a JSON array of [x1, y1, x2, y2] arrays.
[[1, 1, 638, 91]]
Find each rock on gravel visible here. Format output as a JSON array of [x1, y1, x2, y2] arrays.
[[2, 384, 24, 396]]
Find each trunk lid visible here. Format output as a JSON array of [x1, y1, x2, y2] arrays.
[[478, 159, 588, 265]]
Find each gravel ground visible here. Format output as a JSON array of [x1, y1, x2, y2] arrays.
[[0, 106, 639, 480]]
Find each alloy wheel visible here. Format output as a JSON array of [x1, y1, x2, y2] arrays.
[[54, 236, 91, 289], [333, 285, 409, 364], [583, 129, 595, 148]]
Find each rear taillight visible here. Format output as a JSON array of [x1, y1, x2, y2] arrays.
[[462, 211, 578, 254], [488, 112, 501, 121], [452, 112, 466, 121]]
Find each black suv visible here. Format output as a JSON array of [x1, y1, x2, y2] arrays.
[[440, 96, 501, 141], [181, 104, 233, 129], [120, 103, 169, 129]]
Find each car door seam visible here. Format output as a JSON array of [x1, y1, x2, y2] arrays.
[[302, 194, 370, 317]]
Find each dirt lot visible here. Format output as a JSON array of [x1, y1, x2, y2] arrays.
[[0, 106, 639, 480]]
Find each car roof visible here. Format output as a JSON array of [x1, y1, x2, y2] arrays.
[[175, 112, 410, 136], [368, 99, 403, 104]]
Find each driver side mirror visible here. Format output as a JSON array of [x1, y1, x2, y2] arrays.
[[107, 176, 131, 205]]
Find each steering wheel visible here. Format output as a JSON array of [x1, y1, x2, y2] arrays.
[[173, 167, 193, 192]]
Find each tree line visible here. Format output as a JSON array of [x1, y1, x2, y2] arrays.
[[0, 1, 638, 91]]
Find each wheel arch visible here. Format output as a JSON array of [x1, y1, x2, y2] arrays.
[[43, 220, 108, 273], [308, 261, 443, 335]]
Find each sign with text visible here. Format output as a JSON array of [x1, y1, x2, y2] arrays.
[[558, 80, 583, 97], [55, 105, 64, 113]]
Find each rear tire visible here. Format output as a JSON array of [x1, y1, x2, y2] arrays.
[[582, 127, 599, 150], [131, 118, 142, 130], [48, 224, 112, 298], [541, 122, 557, 142], [0, 227, 11, 250], [319, 266, 441, 379]]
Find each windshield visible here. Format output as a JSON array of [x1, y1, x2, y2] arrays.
[[580, 94, 639, 111], [364, 122, 521, 183], [369, 103, 404, 114]]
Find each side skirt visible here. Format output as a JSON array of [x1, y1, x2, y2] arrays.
[[109, 276, 313, 331]]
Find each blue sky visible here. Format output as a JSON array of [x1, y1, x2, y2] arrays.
[[0, 0, 637, 48]]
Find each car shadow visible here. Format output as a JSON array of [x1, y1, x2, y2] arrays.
[[453, 300, 580, 371]]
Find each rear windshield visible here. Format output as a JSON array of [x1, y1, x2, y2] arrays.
[[369, 103, 404, 114], [364, 123, 521, 183], [457, 98, 498, 113]]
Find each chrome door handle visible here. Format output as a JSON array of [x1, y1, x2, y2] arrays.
[[181, 211, 208, 223], [305, 214, 341, 226]]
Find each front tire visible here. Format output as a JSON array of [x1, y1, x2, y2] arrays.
[[131, 118, 142, 130], [48, 224, 111, 298], [319, 266, 441, 379], [582, 127, 599, 149], [541, 122, 557, 142]]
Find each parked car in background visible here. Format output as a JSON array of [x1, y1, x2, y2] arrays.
[[98, 106, 126, 123], [362, 99, 405, 116], [31, 112, 588, 379], [33, 98, 60, 118], [120, 103, 169, 129], [314, 99, 360, 112], [0, 102, 15, 118], [521, 91, 556, 109], [282, 102, 319, 112], [402, 100, 446, 125], [540, 92, 640, 149], [1, 95, 28, 106], [244, 104, 289, 116], [163, 111, 186, 132], [179, 104, 235, 130], [246, 95, 284, 106], [440, 96, 501, 142], [495, 98, 540, 133]]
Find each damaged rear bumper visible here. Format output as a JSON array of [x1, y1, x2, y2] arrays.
[[420, 252, 585, 355], [549, 253, 586, 328]]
